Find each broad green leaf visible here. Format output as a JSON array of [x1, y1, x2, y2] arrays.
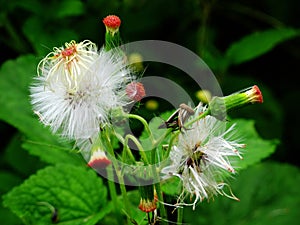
[[225, 28, 300, 65], [3, 133, 46, 176], [22, 140, 85, 166], [0, 207, 22, 225], [0, 55, 83, 165], [230, 119, 279, 170], [0, 171, 22, 195], [3, 164, 110, 225], [0, 55, 56, 142], [0, 172, 23, 224], [184, 162, 300, 225]]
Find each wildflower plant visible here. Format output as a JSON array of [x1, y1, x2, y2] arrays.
[[2, 12, 290, 225]]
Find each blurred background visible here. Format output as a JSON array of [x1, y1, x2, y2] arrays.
[[0, 0, 299, 224]]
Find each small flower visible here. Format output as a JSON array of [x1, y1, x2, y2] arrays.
[[161, 104, 244, 209], [139, 198, 157, 213], [88, 148, 111, 170], [138, 185, 158, 213], [126, 81, 146, 102], [208, 85, 263, 120], [30, 41, 134, 140], [245, 85, 263, 103], [103, 15, 121, 36], [37, 40, 98, 90]]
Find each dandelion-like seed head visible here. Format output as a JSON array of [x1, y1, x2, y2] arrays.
[[161, 104, 244, 209], [31, 41, 134, 140]]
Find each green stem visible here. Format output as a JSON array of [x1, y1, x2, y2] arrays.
[[124, 134, 149, 165], [107, 167, 123, 224], [198, 0, 212, 57], [177, 207, 184, 224], [103, 129, 132, 223], [154, 181, 168, 225], [127, 114, 155, 145]]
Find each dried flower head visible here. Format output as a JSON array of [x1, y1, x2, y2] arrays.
[[31, 41, 134, 140], [126, 81, 146, 102], [88, 148, 111, 170], [161, 104, 245, 209]]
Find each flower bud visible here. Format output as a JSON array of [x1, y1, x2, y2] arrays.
[[88, 148, 111, 170], [103, 15, 122, 51], [138, 185, 157, 213], [208, 85, 263, 120], [103, 15, 121, 35]]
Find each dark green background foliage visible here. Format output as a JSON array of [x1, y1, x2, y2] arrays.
[[0, 0, 299, 224]]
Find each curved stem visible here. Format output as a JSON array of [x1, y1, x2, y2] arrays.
[[124, 134, 149, 165], [177, 207, 183, 224], [127, 114, 155, 145]]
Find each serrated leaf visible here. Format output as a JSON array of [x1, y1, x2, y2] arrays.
[[225, 28, 300, 65], [2, 164, 110, 225], [22, 140, 85, 166], [184, 162, 300, 225], [230, 119, 279, 170], [0, 55, 83, 165]]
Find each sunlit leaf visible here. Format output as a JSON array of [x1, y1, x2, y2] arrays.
[[3, 164, 110, 225], [225, 28, 300, 65]]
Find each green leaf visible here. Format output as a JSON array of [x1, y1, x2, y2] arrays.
[[161, 176, 181, 196], [225, 28, 300, 65], [0, 55, 84, 165], [0, 207, 22, 225], [22, 140, 85, 166], [184, 162, 300, 225], [3, 164, 111, 225], [0, 55, 54, 142], [3, 133, 46, 176], [230, 119, 279, 170], [0, 171, 22, 195]]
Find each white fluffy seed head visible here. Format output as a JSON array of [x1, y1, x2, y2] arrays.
[[30, 40, 134, 140], [161, 103, 244, 209]]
